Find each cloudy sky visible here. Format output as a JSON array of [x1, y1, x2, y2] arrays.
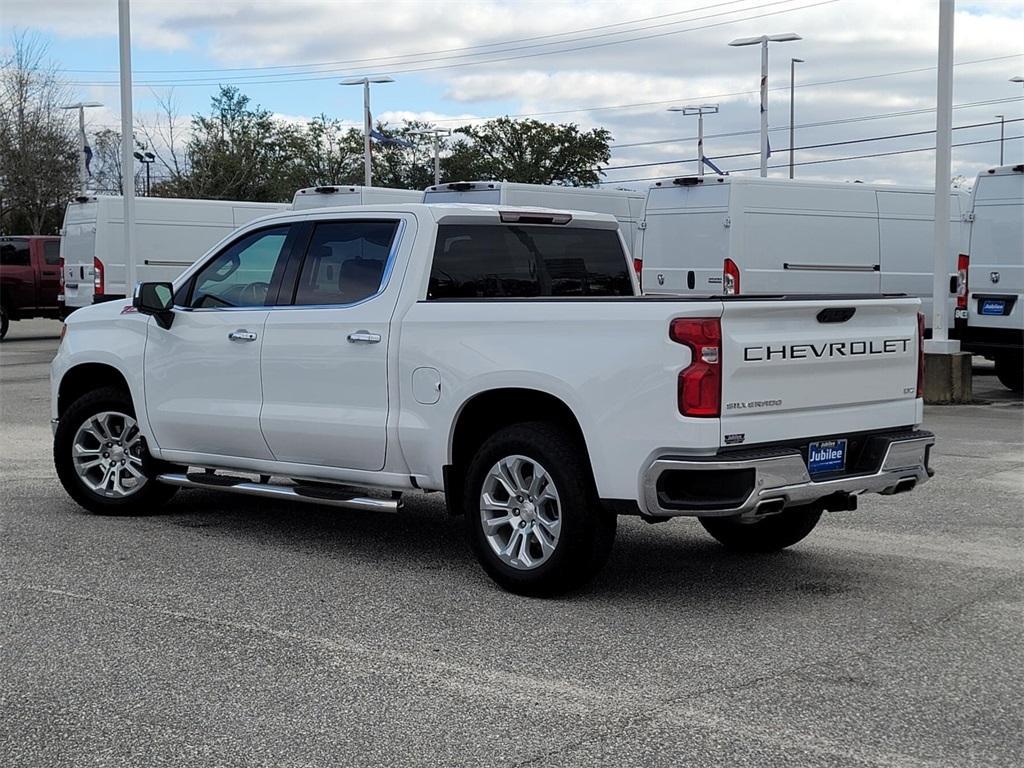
[[6, 0, 1023, 189]]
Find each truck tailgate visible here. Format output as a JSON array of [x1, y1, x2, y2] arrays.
[[719, 297, 922, 446]]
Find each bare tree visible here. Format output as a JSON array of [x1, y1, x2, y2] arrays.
[[137, 89, 190, 191], [0, 32, 78, 234]]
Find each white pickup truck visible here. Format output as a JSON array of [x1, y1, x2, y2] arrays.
[[51, 203, 935, 594]]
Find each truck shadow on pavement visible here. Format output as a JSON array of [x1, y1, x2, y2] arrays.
[[147, 488, 867, 606]]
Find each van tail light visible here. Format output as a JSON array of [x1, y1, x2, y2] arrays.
[[955, 253, 969, 310], [633, 257, 643, 289], [670, 317, 722, 417], [93, 257, 104, 296], [59, 256, 65, 291], [723, 258, 740, 295], [916, 311, 926, 398]]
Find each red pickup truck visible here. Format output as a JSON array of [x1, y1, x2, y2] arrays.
[[0, 236, 63, 340]]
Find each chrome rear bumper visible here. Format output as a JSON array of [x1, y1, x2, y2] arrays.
[[642, 431, 934, 518]]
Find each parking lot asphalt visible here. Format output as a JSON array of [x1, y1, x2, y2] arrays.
[[1, 318, 1021, 768]]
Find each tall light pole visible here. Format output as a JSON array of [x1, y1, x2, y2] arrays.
[[995, 115, 1005, 165], [410, 127, 452, 185], [789, 58, 804, 179], [61, 101, 103, 193], [133, 150, 155, 195], [118, 0, 138, 296], [728, 32, 801, 177], [667, 105, 718, 177], [927, 0, 957, 356], [340, 76, 395, 187]]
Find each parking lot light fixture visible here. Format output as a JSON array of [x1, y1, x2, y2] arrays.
[[667, 105, 719, 177], [61, 102, 103, 193], [410, 127, 453, 185], [728, 33, 802, 177], [341, 76, 396, 187]]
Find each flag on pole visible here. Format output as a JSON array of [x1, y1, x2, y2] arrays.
[[370, 129, 414, 148], [703, 157, 726, 175], [84, 144, 93, 176]]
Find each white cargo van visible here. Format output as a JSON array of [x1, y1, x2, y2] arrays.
[[292, 185, 422, 210], [61, 196, 288, 309], [639, 175, 969, 326], [956, 164, 1023, 392], [423, 181, 646, 261]]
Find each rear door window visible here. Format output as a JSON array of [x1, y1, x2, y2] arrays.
[[292, 220, 400, 306], [428, 224, 631, 299]]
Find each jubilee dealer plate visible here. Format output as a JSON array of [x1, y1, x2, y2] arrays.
[[808, 439, 847, 475], [980, 299, 1006, 316]]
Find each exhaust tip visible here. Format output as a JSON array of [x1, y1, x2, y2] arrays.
[[755, 498, 786, 516]]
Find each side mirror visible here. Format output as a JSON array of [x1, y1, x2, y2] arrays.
[[133, 282, 175, 329]]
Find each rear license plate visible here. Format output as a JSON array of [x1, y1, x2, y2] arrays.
[[980, 299, 1006, 316], [808, 439, 847, 475]]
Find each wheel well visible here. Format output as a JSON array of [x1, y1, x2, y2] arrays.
[[446, 388, 592, 513], [58, 363, 131, 417]]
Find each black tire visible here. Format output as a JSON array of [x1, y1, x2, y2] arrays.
[[463, 422, 616, 596], [994, 353, 1023, 393], [54, 386, 177, 515], [699, 505, 822, 553], [0, 306, 9, 340]]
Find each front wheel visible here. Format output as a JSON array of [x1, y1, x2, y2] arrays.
[[463, 422, 616, 596], [699, 505, 822, 553], [54, 386, 177, 515]]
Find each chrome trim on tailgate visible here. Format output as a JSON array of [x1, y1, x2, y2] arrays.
[[642, 432, 934, 518]]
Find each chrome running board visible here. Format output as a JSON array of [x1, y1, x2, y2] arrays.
[[156, 472, 401, 513]]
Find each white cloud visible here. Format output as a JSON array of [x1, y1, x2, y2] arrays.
[[5, 0, 1022, 186]]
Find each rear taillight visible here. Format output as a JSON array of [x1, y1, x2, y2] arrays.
[[58, 256, 65, 291], [670, 317, 722, 417], [723, 258, 740, 295], [955, 253, 969, 310], [633, 257, 643, 289], [93, 257, 104, 296], [917, 311, 925, 398]]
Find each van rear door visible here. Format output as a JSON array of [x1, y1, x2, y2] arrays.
[[718, 297, 922, 447], [61, 201, 98, 309], [967, 168, 1024, 335], [641, 182, 729, 294]]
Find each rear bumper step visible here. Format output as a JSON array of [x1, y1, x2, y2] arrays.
[[642, 431, 934, 518], [156, 472, 401, 513]]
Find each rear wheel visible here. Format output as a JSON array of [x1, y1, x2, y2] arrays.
[[0, 306, 9, 340], [463, 422, 616, 596], [54, 386, 177, 515], [994, 352, 1023, 393], [699, 505, 822, 553]]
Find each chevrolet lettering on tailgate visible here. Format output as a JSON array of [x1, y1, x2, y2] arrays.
[[743, 338, 912, 362]]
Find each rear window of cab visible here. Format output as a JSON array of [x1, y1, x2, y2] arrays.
[[428, 224, 632, 299]]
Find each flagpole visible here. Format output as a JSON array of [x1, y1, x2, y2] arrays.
[[363, 80, 372, 187]]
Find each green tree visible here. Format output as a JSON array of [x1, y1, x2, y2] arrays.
[[154, 86, 303, 202], [443, 117, 612, 186]]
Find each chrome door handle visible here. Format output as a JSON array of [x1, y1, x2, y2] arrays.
[[228, 329, 258, 342], [347, 330, 381, 344]]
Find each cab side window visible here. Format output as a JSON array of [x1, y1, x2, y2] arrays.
[[293, 220, 399, 306], [0, 239, 30, 267], [43, 241, 61, 265], [188, 226, 290, 309]]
